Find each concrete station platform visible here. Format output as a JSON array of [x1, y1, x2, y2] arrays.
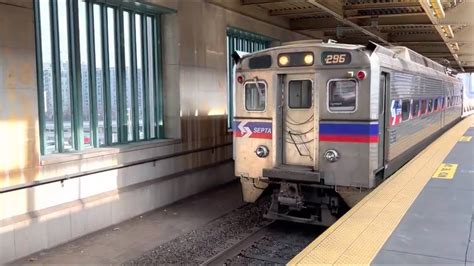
[[290, 115, 474, 265], [9, 182, 244, 265]]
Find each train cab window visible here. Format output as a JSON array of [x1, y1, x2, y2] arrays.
[[289, 80, 312, 108], [411, 100, 420, 118], [401, 100, 410, 121], [428, 99, 433, 113], [245, 82, 266, 111], [433, 98, 438, 111], [420, 99, 427, 115], [328, 79, 357, 112]]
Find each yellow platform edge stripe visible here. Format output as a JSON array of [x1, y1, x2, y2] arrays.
[[288, 115, 474, 265]]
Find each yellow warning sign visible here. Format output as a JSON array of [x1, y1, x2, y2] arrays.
[[459, 136, 472, 142], [432, 163, 458, 179]]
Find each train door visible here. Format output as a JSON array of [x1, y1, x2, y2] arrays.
[[282, 74, 317, 169], [379, 72, 389, 170]]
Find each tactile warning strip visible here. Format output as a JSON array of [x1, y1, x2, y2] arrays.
[[289, 115, 474, 265]]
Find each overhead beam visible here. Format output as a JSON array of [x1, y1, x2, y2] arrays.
[[346, 12, 426, 20], [344, 1, 420, 10], [418, 52, 459, 57], [290, 17, 339, 31], [315, 24, 435, 33], [390, 32, 442, 42], [306, 0, 390, 45], [269, 7, 325, 17], [241, 0, 287, 5], [290, 15, 433, 31]]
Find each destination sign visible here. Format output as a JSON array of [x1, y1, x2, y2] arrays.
[[321, 51, 351, 65]]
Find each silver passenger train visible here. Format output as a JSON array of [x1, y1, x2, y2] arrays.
[[232, 40, 463, 225]]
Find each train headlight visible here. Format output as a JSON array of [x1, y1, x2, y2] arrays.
[[324, 149, 340, 163], [278, 55, 289, 66], [255, 145, 270, 158], [304, 54, 314, 65]]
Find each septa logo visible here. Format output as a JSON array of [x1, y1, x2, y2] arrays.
[[390, 99, 402, 126], [234, 121, 272, 139]]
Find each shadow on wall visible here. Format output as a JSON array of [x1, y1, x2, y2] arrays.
[[0, 157, 234, 264]]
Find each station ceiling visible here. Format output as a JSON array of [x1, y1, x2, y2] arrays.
[[210, 0, 474, 72]]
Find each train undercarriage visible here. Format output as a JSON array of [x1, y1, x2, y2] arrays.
[[263, 181, 349, 226]]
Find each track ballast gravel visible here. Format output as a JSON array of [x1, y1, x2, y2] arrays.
[[125, 196, 270, 264], [228, 222, 324, 264], [126, 196, 325, 265]]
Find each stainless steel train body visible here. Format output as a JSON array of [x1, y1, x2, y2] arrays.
[[232, 40, 463, 225]]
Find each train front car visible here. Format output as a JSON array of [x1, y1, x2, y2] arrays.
[[233, 41, 378, 225]]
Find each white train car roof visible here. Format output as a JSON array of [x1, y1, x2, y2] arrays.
[[235, 40, 461, 84], [369, 43, 460, 84]]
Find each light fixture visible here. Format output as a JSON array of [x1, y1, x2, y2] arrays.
[[255, 145, 270, 158], [450, 42, 460, 51], [324, 149, 340, 163], [427, 0, 445, 19], [441, 25, 454, 38], [278, 55, 289, 66], [304, 54, 314, 65]]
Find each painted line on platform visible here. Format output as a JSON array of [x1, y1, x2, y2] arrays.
[[432, 163, 458, 179]]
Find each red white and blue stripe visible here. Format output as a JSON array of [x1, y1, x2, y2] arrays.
[[234, 121, 272, 139], [319, 123, 379, 143]]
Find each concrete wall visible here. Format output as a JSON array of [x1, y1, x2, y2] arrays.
[[0, 0, 307, 263]]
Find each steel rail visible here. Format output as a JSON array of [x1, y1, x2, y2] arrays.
[[201, 221, 274, 266]]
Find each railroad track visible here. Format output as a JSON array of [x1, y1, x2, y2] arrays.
[[200, 221, 287, 265]]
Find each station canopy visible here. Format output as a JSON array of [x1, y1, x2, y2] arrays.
[[210, 0, 474, 72]]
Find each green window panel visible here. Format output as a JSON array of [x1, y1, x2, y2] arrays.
[[226, 27, 272, 128], [34, 0, 165, 155]]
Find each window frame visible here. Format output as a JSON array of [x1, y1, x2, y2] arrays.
[[34, 0, 165, 155], [411, 99, 420, 118], [287, 79, 313, 109], [420, 99, 427, 115], [326, 78, 358, 113], [401, 99, 411, 121], [243, 80, 267, 112], [226, 27, 272, 127], [428, 98, 433, 113]]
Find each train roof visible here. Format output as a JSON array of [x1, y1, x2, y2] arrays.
[[238, 40, 364, 60], [236, 40, 458, 79]]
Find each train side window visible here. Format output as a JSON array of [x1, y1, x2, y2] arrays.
[[447, 97, 451, 108], [420, 99, 427, 115], [411, 99, 420, 118], [289, 80, 312, 108], [433, 98, 438, 111], [428, 99, 433, 113], [328, 79, 357, 112], [245, 82, 266, 111], [440, 97, 445, 109], [401, 100, 410, 121]]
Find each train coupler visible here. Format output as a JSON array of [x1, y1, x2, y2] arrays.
[[277, 182, 304, 209]]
